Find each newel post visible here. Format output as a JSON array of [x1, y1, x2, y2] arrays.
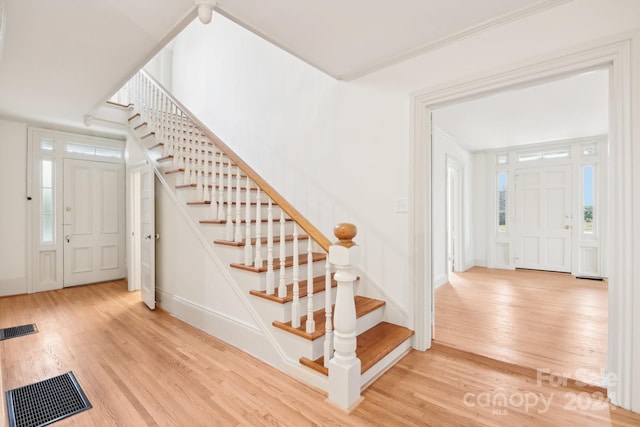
[[328, 223, 362, 411]]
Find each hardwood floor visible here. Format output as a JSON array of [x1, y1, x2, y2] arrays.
[[2, 280, 638, 426], [434, 267, 607, 386]]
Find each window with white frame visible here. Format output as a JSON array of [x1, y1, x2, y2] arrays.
[[583, 165, 595, 234], [497, 172, 507, 233]]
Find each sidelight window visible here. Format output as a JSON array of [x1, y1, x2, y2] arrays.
[[41, 159, 55, 243], [497, 172, 507, 232], [583, 165, 595, 234]]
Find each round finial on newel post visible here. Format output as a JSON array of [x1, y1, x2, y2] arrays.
[[334, 223, 357, 248]]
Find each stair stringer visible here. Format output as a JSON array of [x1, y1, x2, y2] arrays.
[[126, 129, 330, 391]]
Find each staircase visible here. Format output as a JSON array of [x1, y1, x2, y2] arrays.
[[118, 71, 413, 410]]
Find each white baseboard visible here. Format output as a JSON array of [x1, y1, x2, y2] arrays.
[[158, 290, 283, 371], [433, 274, 448, 289], [0, 277, 27, 297]]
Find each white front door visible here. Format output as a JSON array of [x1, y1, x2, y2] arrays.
[[515, 165, 572, 272], [140, 164, 156, 310], [63, 159, 125, 286]]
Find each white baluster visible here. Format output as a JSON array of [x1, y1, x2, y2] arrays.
[[209, 151, 219, 219], [328, 223, 361, 411], [266, 198, 274, 294], [203, 156, 210, 203], [306, 238, 315, 333], [175, 143, 184, 186], [290, 223, 300, 328], [254, 189, 263, 268], [324, 258, 333, 367], [234, 167, 242, 243], [199, 150, 206, 201], [278, 212, 287, 299], [217, 152, 225, 221], [225, 158, 233, 241], [244, 176, 252, 265], [178, 144, 185, 169], [196, 147, 204, 202], [190, 152, 197, 185], [183, 147, 191, 186]]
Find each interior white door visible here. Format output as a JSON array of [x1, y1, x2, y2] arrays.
[[140, 164, 156, 310], [515, 165, 572, 272], [63, 159, 125, 286]]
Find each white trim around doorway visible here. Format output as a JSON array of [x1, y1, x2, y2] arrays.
[[409, 31, 639, 412]]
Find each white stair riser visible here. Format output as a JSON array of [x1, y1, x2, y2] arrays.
[[229, 261, 328, 293], [213, 239, 314, 266], [251, 286, 337, 323], [360, 337, 413, 389], [183, 201, 285, 222], [272, 304, 386, 361], [174, 186, 260, 201], [198, 221, 299, 243]]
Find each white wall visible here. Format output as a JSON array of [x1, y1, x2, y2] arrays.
[[431, 127, 473, 287], [144, 48, 174, 92], [0, 119, 28, 296], [167, 1, 640, 321], [170, 15, 410, 315]]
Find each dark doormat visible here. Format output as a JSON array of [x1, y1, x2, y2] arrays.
[[5, 371, 92, 427], [0, 324, 38, 341]]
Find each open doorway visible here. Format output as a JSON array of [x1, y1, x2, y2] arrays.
[[430, 68, 609, 386]]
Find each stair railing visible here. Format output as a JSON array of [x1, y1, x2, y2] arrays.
[[122, 70, 366, 380]]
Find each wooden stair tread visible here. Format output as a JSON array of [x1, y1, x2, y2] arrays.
[[176, 183, 258, 191], [214, 234, 308, 247], [272, 296, 385, 341], [300, 322, 414, 376], [158, 156, 221, 164], [200, 218, 293, 225], [187, 200, 274, 207], [250, 274, 335, 303], [106, 100, 132, 108], [231, 253, 326, 273], [165, 169, 247, 178]]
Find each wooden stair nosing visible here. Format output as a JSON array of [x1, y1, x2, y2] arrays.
[[272, 296, 385, 341], [128, 113, 141, 122], [200, 218, 294, 225], [215, 234, 308, 247], [106, 100, 133, 108], [176, 183, 259, 192], [141, 131, 155, 139], [134, 122, 147, 131], [300, 322, 414, 376], [231, 253, 326, 273], [165, 169, 248, 179], [158, 156, 223, 165], [188, 200, 275, 207], [249, 274, 336, 304]]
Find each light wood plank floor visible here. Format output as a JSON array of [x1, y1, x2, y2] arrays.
[[434, 267, 607, 385], [2, 280, 637, 426]]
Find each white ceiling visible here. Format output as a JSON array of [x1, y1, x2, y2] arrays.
[[0, 0, 194, 127], [217, 0, 568, 80], [432, 68, 609, 152], [0, 0, 575, 129]]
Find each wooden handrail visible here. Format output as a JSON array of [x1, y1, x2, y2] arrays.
[[138, 70, 332, 252]]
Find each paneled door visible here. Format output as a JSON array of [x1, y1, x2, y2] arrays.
[[63, 159, 125, 286], [515, 165, 572, 272], [140, 164, 156, 310]]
